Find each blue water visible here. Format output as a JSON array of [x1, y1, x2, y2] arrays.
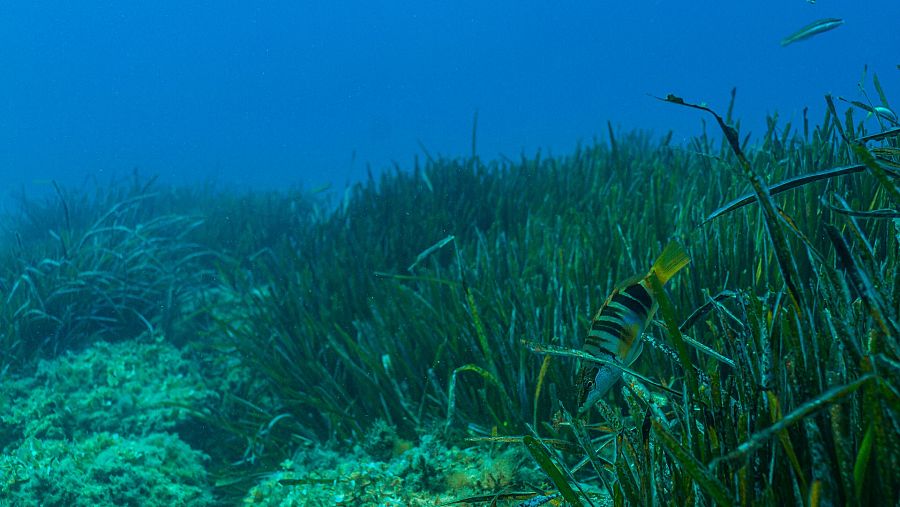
[[1, 1, 897, 200]]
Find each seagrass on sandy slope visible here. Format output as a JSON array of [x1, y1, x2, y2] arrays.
[[1, 82, 897, 504]]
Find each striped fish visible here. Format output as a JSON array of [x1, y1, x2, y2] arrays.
[[576, 242, 690, 414]]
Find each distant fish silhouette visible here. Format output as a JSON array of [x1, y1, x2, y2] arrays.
[[781, 18, 844, 47]]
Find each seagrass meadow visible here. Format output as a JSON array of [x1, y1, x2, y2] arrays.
[[1, 86, 898, 506]]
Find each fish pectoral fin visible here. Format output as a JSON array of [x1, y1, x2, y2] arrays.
[[624, 338, 644, 366]]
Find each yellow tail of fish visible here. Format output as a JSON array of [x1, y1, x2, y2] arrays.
[[650, 242, 690, 285]]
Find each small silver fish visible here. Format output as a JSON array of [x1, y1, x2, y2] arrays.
[[781, 18, 844, 47], [874, 106, 898, 124]]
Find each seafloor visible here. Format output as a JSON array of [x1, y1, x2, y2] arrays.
[[0, 321, 552, 506]]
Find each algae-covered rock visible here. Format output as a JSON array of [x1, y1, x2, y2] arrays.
[[243, 430, 544, 507], [0, 432, 214, 506], [0, 336, 222, 505], [0, 337, 216, 448], [357, 419, 410, 462]]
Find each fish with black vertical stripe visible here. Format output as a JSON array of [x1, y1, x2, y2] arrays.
[[576, 242, 690, 415]]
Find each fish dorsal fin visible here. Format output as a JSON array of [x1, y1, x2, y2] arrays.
[[649, 242, 690, 285]]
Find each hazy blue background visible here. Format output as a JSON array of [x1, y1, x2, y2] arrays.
[[1, 1, 897, 201]]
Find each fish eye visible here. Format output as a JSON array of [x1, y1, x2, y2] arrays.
[[578, 379, 596, 405]]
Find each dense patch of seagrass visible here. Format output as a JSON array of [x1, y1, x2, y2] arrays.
[[1, 77, 897, 504], [220, 84, 897, 504]]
